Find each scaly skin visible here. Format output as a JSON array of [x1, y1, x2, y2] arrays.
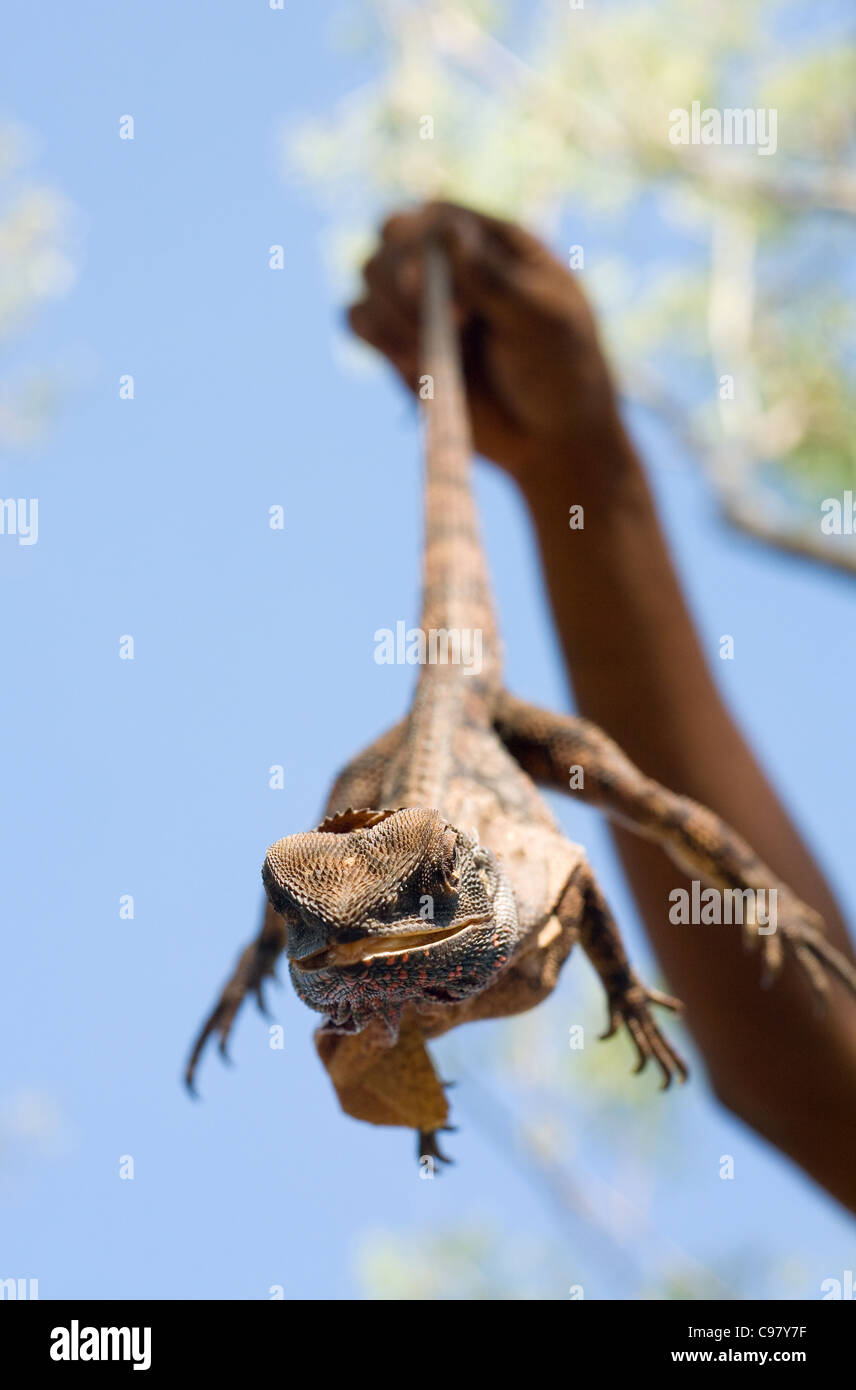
[[186, 241, 856, 1166]]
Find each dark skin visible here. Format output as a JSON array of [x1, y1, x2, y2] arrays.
[[349, 201, 856, 1214]]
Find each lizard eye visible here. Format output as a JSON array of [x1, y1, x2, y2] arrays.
[[438, 828, 460, 894]]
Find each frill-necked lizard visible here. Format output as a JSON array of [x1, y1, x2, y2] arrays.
[[187, 244, 856, 1165]]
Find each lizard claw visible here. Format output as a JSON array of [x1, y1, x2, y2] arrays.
[[184, 992, 242, 1093], [417, 1127, 456, 1169], [254, 980, 271, 1017], [742, 892, 856, 1006], [602, 984, 688, 1089], [185, 936, 281, 1094]]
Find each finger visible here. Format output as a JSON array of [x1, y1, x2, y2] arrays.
[[443, 222, 543, 327], [379, 203, 539, 325], [358, 241, 468, 342], [380, 203, 442, 247], [382, 201, 545, 264], [358, 251, 419, 334], [362, 249, 421, 334], [429, 200, 552, 265], [373, 202, 563, 351], [347, 301, 419, 389]]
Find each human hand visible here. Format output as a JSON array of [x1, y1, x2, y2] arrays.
[[348, 201, 619, 483]]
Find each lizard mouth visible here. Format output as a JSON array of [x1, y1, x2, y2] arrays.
[[292, 916, 489, 973]]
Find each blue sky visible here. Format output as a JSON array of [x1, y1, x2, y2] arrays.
[[1, 2, 854, 1300]]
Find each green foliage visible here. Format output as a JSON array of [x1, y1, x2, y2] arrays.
[[293, 0, 845, 1296], [0, 126, 75, 448], [289, 0, 856, 557], [357, 1224, 566, 1300]]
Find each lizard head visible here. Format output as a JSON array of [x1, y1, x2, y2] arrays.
[[262, 806, 519, 1036]]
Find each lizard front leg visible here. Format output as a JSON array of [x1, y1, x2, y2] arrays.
[[185, 901, 286, 1092], [495, 691, 856, 1001], [571, 865, 687, 1086], [468, 863, 686, 1086], [419, 860, 685, 1087], [306, 849, 684, 1147], [186, 724, 403, 1091]]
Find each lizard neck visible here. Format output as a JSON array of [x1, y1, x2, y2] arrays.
[[381, 245, 500, 811]]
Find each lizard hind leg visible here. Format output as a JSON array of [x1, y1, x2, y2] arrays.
[[566, 865, 689, 1088], [315, 1017, 455, 1169], [417, 1126, 456, 1169]]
